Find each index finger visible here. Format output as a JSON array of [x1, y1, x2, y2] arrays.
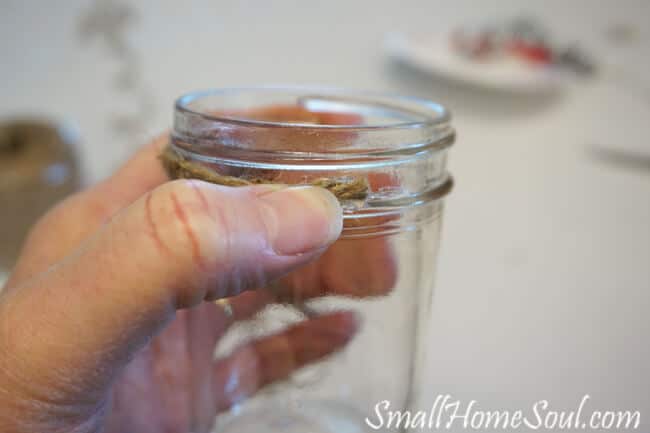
[[8, 135, 171, 283], [95, 133, 171, 212]]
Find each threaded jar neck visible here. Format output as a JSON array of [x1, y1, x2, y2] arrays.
[[169, 87, 454, 236]]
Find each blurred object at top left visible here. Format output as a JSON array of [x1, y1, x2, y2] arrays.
[[0, 119, 80, 274]]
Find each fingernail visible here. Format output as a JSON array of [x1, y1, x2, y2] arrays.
[[257, 185, 342, 256]]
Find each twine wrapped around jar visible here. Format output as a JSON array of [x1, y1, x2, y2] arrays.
[[159, 145, 369, 201]]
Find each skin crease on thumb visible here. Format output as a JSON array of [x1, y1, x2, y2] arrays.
[[0, 181, 342, 417]]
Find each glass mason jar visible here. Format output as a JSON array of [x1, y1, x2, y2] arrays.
[[164, 87, 454, 433]]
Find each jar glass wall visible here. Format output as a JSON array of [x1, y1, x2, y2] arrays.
[[164, 87, 454, 433]]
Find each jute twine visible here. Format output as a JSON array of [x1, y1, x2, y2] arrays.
[[160, 145, 369, 201]]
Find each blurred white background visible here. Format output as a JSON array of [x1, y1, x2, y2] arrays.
[[1, 0, 649, 430]]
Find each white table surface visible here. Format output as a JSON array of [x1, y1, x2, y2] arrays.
[[2, 0, 649, 430]]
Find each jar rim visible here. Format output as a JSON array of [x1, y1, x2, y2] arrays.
[[168, 87, 454, 223], [175, 86, 452, 131]]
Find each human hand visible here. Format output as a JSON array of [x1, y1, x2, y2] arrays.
[[0, 135, 358, 433]]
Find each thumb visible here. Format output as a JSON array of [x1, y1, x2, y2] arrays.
[[0, 180, 341, 417]]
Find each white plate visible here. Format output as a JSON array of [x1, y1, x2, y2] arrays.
[[385, 31, 568, 95]]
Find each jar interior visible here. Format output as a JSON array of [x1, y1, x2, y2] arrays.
[[176, 88, 449, 128]]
